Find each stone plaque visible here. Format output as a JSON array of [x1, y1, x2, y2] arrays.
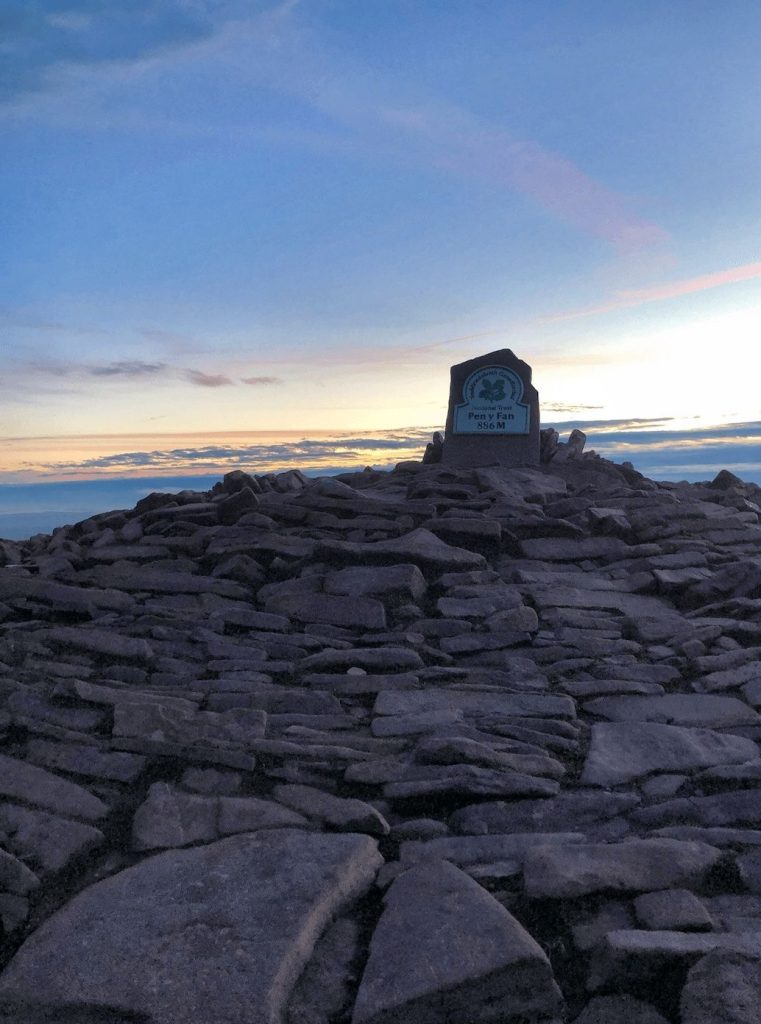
[[442, 349, 540, 468], [452, 365, 531, 434]]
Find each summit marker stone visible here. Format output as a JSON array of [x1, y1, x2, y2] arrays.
[[442, 348, 540, 467]]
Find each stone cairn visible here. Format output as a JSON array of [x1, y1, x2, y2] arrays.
[[0, 363, 760, 1022]]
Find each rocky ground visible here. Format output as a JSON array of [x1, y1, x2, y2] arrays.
[[0, 438, 760, 1023]]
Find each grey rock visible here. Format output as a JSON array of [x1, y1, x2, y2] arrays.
[[40, 626, 154, 663], [633, 889, 713, 931], [681, 950, 761, 1024], [524, 838, 722, 898], [0, 804, 104, 874], [318, 528, 487, 573], [572, 995, 669, 1024], [217, 796, 309, 836], [633, 789, 761, 828], [590, 929, 761, 991], [414, 734, 565, 778], [0, 1000, 151, 1023], [384, 763, 559, 800], [273, 784, 390, 836], [374, 689, 576, 719], [520, 536, 628, 561], [287, 916, 361, 1024], [583, 693, 760, 727], [25, 739, 147, 784], [0, 849, 39, 896], [81, 564, 248, 598], [398, 832, 583, 868], [131, 782, 218, 850], [0, 573, 134, 614], [352, 859, 563, 1024], [0, 753, 108, 822], [299, 648, 424, 673], [581, 721, 758, 786], [571, 901, 634, 953], [265, 592, 387, 631], [324, 565, 426, 603], [450, 791, 641, 834], [0, 831, 383, 1024], [131, 783, 311, 850], [371, 709, 464, 737], [113, 701, 266, 751]]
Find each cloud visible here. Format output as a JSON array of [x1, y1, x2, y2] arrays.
[[25, 357, 246, 388], [542, 403, 605, 414], [88, 360, 167, 377], [540, 260, 761, 325], [1, 3, 666, 256], [241, 375, 283, 386], [28, 427, 438, 475], [182, 368, 235, 387], [16, 422, 761, 490], [0, 0, 251, 104], [394, 111, 669, 255]]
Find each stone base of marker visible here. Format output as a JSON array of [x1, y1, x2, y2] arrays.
[[442, 349, 540, 468]]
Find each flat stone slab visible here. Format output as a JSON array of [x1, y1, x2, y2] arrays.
[[450, 792, 641, 834], [300, 648, 424, 674], [581, 722, 758, 786], [374, 690, 576, 719], [324, 565, 427, 602], [633, 790, 761, 829], [352, 859, 563, 1024], [680, 950, 761, 1024], [590, 929, 761, 991], [398, 832, 584, 868], [0, 831, 383, 1024], [0, 804, 104, 875], [582, 694, 760, 727], [573, 995, 670, 1024], [524, 838, 723, 898], [264, 592, 387, 630], [0, 754, 108, 823], [317, 528, 487, 573]]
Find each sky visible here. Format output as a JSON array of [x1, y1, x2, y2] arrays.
[[2, 0, 761, 493]]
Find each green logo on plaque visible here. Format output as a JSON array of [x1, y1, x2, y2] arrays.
[[453, 365, 530, 435], [478, 378, 507, 402]]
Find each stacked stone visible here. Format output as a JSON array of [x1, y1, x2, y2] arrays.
[[0, 448, 759, 1023]]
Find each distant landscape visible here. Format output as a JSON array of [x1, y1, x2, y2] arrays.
[[1, 417, 759, 540]]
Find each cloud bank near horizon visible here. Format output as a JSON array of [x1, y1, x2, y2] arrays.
[[2, 420, 758, 485]]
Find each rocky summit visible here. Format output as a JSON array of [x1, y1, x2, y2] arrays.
[[0, 444, 760, 1023]]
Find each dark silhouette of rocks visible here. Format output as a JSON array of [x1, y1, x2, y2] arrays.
[[0, 441, 760, 1022]]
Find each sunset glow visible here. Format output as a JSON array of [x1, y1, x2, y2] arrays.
[[2, 2, 761, 526]]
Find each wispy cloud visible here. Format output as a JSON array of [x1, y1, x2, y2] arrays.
[[373, 106, 668, 255], [0, 2, 667, 256], [24, 358, 270, 389], [182, 368, 234, 387], [89, 360, 167, 378], [0, 0, 252, 104], [540, 260, 761, 325], [542, 402, 605, 414], [24, 428, 437, 477], [9, 422, 761, 489]]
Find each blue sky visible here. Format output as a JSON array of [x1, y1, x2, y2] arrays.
[[2, 1, 761, 474]]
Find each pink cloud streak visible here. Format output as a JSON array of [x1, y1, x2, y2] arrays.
[[541, 259, 761, 324]]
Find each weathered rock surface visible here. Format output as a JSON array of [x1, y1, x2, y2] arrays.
[[1, 452, 760, 1020], [680, 950, 761, 1023], [524, 839, 722, 898], [0, 831, 383, 1024], [582, 721, 758, 786], [352, 859, 563, 1024]]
